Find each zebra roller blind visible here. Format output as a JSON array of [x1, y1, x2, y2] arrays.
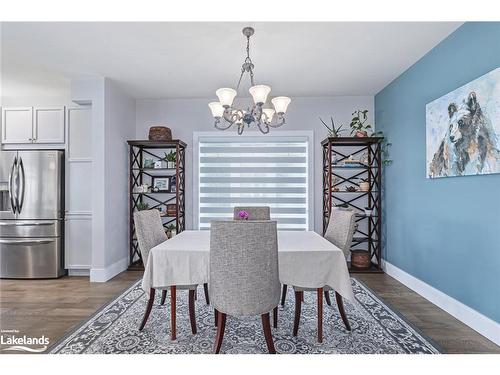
[[198, 136, 310, 230]]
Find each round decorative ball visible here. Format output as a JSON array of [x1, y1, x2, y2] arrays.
[[148, 126, 172, 141]]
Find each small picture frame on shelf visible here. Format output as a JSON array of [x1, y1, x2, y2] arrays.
[[170, 176, 177, 192], [152, 176, 171, 192], [154, 160, 164, 169], [144, 159, 155, 169]]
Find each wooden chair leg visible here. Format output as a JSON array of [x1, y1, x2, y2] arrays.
[[160, 290, 167, 305], [139, 288, 155, 331], [273, 306, 278, 328], [188, 290, 197, 334], [317, 288, 323, 343], [280, 284, 287, 306], [335, 291, 351, 331], [203, 283, 210, 305], [170, 286, 176, 340], [214, 309, 218, 327], [324, 290, 332, 306], [261, 313, 276, 354], [293, 291, 303, 336], [213, 311, 226, 354]]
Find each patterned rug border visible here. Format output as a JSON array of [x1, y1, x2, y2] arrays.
[[47, 277, 442, 354], [352, 278, 443, 354], [46, 279, 143, 353]]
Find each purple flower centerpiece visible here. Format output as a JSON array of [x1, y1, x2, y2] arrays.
[[238, 210, 249, 220]]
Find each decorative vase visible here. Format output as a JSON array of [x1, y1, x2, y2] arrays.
[[167, 161, 176, 169], [359, 181, 370, 192], [355, 130, 368, 137]]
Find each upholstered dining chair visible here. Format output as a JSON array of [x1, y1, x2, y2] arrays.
[[210, 220, 281, 354], [231, 205, 279, 326], [134, 210, 203, 340], [292, 209, 357, 342], [233, 206, 271, 220]]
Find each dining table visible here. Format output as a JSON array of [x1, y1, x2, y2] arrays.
[[142, 230, 355, 302]]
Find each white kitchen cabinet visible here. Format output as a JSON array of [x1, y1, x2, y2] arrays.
[[1, 106, 65, 145], [1, 107, 33, 143], [34, 106, 65, 143]]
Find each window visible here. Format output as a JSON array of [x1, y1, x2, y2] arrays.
[[194, 133, 313, 230]]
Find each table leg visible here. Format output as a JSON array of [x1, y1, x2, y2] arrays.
[[170, 285, 176, 340], [317, 288, 323, 343]]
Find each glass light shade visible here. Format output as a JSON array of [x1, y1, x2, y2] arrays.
[[271, 96, 291, 114], [249, 85, 271, 104], [216, 88, 237, 107], [208, 102, 224, 118], [262, 108, 275, 123]]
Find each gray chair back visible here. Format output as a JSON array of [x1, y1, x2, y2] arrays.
[[325, 209, 357, 259], [233, 206, 271, 220], [210, 220, 280, 316], [133, 210, 167, 265]]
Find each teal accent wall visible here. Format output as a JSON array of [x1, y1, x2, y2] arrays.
[[375, 22, 500, 323]]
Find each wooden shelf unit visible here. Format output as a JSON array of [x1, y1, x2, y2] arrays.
[[322, 137, 383, 273], [127, 140, 186, 270]]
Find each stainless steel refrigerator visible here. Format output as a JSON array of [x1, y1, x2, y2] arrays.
[[0, 150, 65, 278]]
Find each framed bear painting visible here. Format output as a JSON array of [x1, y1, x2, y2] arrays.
[[426, 67, 500, 178]]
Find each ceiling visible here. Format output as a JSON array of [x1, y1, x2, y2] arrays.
[[1, 22, 462, 99]]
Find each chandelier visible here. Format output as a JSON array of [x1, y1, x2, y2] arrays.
[[208, 27, 291, 135]]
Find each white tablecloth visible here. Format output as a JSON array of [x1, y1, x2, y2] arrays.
[[142, 230, 355, 302]]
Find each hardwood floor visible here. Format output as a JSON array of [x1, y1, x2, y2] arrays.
[[0, 271, 142, 352], [0, 271, 498, 354]]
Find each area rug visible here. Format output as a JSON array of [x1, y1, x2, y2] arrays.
[[48, 278, 440, 354]]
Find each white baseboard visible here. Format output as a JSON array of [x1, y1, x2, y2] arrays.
[[89, 257, 128, 283], [68, 269, 90, 277], [382, 260, 500, 346]]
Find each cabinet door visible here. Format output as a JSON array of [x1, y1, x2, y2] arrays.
[[1, 107, 34, 144], [34, 106, 65, 144]]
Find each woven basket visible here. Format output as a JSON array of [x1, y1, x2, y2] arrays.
[[350, 250, 371, 269], [148, 126, 172, 141]]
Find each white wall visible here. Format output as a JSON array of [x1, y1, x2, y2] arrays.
[[71, 77, 135, 281], [136, 96, 374, 233], [104, 79, 136, 268]]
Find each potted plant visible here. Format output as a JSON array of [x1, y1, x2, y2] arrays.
[[166, 223, 176, 239], [136, 202, 149, 211], [364, 206, 373, 217], [349, 109, 372, 137], [164, 151, 177, 169], [371, 130, 393, 166], [319, 116, 345, 137], [358, 178, 370, 192]]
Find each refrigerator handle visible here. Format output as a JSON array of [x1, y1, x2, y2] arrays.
[[18, 156, 26, 213], [8, 156, 17, 214]]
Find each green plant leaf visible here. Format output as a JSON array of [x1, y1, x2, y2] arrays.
[[320, 117, 332, 131]]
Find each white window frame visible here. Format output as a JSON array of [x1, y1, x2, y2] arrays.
[[193, 130, 314, 230]]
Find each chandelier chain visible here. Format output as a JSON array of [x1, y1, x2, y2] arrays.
[[236, 35, 255, 90]]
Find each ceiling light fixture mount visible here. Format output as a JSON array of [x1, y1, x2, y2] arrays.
[[208, 27, 291, 135]]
